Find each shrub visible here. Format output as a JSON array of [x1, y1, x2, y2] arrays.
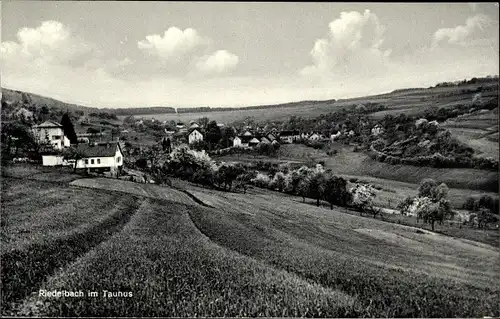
[[251, 173, 272, 189]]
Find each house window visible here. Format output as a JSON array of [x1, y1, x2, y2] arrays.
[[97, 159, 101, 164], [117, 156, 121, 163], [52, 135, 61, 140], [85, 159, 88, 164], [91, 159, 95, 164]]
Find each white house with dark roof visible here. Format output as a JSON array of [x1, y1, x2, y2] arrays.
[[233, 135, 253, 147], [188, 129, 204, 144], [32, 120, 70, 150], [75, 142, 124, 176]]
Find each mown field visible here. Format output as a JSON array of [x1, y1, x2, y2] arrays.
[[179, 181, 499, 317], [2, 167, 499, 317], [443, 108, 499, 160]]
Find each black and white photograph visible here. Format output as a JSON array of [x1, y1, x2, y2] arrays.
[[1, 1, 499, 317]]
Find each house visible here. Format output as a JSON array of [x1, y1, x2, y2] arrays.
[[371, 124, 384, 136], [176, 121, 185, 129], [330, 131, 341, 140], [266, 133, 277, 142], [260, 136, 271, 144], [308, 133, 321, 141], [249, 137, 260, 147], [415, 118, 428, 128], [233, 135, 253, 147], [32, 120, 70, 150], [188, 129, 204, 144], [243, 130, 253, 136], [190, 122, 200, 129], [74, 142, 124, 176], [279, 130, 300, 144]]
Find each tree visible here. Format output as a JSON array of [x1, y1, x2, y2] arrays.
[[418, 199, 453, 231], [308, 165, 326, 207], [205, 120, 222, 150], [270, 172, 287, 192], [432, 183, 449, 201], [418, 178, 438, 198], [62, 147, 85, 172], [220, 126, 235, 148], [323, 174, 350, 210], [350, 183, 376, 215], [235, 171, 257, 194], [136, 158, 148, 169], [198, 117, 210, 129], [61, 113, 78, 144], [162, 137, 172, 153]]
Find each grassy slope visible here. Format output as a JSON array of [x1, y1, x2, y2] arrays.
[[216, 144, 499, 206], [3, 171, 499, 317], [181, 184, 499, 317], [443, 108, 499, 160], [18, 199, 355, 317], [0, 168, 145, 313], [277, 144, 498, 191]]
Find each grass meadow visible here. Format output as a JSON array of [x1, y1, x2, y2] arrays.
[[182, 183, 499, 317], [2, 167, 499, 317]]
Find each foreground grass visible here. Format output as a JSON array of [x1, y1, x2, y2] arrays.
[[183, 184, 500, 317], [18, 199, 356, 317], [1, 177, 143, 314]]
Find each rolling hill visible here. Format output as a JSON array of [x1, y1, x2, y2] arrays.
[[2, 166, 498, 317], [2, 76, 498, 124]]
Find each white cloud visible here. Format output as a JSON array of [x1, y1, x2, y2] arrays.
[[195, 50, 239, 74], [137, 27, 208, 62], [300, 9, 392, 80], [432, 14, 493, 47], [1, 20, 94, 67]]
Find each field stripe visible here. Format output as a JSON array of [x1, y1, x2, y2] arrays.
[[0, 195, 144, 315]]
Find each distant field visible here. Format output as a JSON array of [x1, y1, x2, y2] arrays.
[[119, 82, 498, 124], [217, 144, 498, 192], [443, 108, 499, 160], [119, 101, 339, 124]]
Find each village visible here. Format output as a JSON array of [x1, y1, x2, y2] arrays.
[[27, 112, 390, 180]]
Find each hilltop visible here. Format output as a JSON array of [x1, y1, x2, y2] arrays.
[[2, 75, 498, 122]]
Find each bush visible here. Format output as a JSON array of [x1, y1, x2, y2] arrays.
[[251, 173, 272, 189]]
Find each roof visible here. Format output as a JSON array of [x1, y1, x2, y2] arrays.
[[34, 120, 62, 128], [279, 130, 299, 136], [75, 142, 121, 158], [236, 135, 253, 143], [189, 129, 203, 135]]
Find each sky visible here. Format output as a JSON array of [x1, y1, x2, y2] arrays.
[[1, 2, 499, 108]]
